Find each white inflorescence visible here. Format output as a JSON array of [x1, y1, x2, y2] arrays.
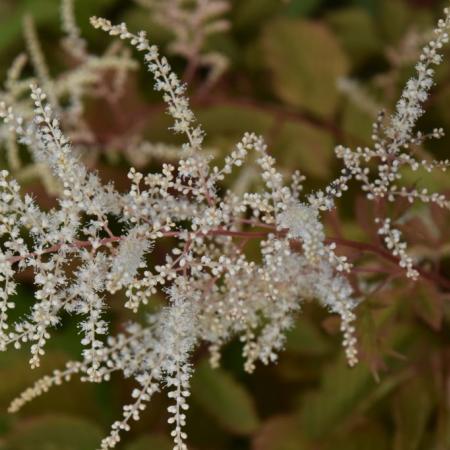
[[0, 4, 447, 450], [329, 7, 450, 279]]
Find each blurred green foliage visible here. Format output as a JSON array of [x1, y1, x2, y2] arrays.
[[0, 0, 450, 449]]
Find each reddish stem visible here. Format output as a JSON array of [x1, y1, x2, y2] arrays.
[[7, 236, 121, 264], [327, 237, 450, 290], [6, 226, 449, 291]]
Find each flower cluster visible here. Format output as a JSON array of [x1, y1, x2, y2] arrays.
[[0, 4, 448, 450], [331, 8, 450, 279]]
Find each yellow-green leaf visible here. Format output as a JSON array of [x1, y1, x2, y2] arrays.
[[125, 434, 172, 450], [326, 8, 382, 68], [232, 0, 282, 31], [3, 415, 103, 450], [285, 0, 322, 17], [252, 415, 312, 450], [273, 120, 334, 179], [285, 316, 331, 355], [324, 421, 389, 450], [340, 100, 374, 145], [0, 351, 101, 420], [261, 18, 349, 119], [191, 360, 260, 435], [298, 357, 375, 438], [393, 378, 433, 450]]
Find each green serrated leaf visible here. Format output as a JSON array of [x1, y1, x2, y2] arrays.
[[350, 0, 377, 15], [3, 415, 103, 450], [252, 415, 311, 450], [231, 0, 282, 32], [377, 0, 411, 44], [273, 119, 334, 179], [341, 98, 374, 145], [0, 351, 101, 422], [0, 0, 58, 54], [326, 8, 382, 68], [401, 165, 450, 192], [119, 9, 172, 48], [298, 357, 375, 438], [413, 283, 444, 331], [261, 18, 349, 119], [324, 421, 389, 450], [377, 0, 432, 45], [198, 104, 274, 142], [285, 316, 331, 355], [124, 434, 172, 450], [69, 0, 118, 37], [197, 104, 274, 165], [191, 360, 260, 435], [284, 0, 322, 17], [393, 378, 433, 450]]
